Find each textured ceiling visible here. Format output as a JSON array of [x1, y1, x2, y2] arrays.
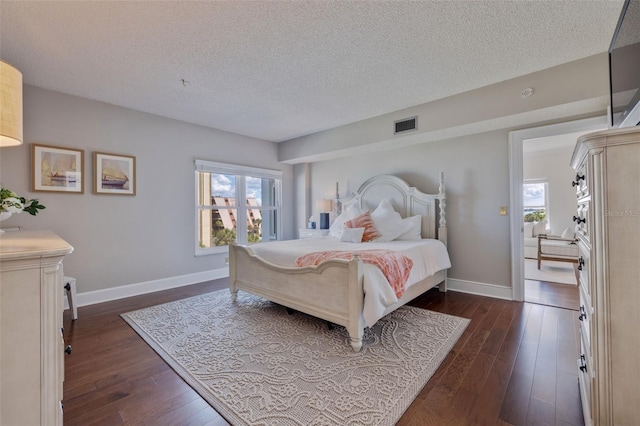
[[0, 1, 625, 142]]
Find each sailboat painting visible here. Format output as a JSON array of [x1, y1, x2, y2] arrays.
[[94, 152, 136, 195], [31, 144, 84, 193]]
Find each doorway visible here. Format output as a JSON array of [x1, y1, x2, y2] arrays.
[[508, 117, 608, 305]]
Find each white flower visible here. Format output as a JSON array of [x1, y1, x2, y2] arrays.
[[0, 185, 45, 216], [1, 197, 24, 213]]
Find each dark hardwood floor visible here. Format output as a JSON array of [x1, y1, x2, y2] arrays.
[[524, 263, 579, 310], [63, 279, 584, 426], [524, 279, 579, 311]]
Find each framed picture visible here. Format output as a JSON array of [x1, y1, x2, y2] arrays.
[[31, 144, 84, 193], [93, 152, 136, 195]]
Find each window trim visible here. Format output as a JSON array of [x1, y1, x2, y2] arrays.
[[195, 160, 282, 256]]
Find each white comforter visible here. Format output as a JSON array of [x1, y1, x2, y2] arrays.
[[247, 238, 451, 327]]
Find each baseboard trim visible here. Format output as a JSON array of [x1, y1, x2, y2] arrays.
[[66, 270, 513, 310], [68, 268, 230, 309], [446, 278, 513, 300]]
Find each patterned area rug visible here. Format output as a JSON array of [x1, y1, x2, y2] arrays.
[[121, 290, 469, 426]]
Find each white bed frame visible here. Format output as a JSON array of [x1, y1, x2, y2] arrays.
[[229, 174, 448, 352]]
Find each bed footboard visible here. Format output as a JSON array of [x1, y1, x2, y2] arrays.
[[229, 243, 367, 351]]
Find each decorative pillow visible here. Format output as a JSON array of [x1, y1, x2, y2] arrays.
[[397, 215, 422, 240], [523, 222, 534, 238], [339, 227, 365, 243], [533, 220, 547, 236], [345, 211, 380, 242], [370, 199, 413, 242], [561, 226, 575, 240], [329, 203, 365, 239]]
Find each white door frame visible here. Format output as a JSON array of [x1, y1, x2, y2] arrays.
[[509, 116, 608, 301]]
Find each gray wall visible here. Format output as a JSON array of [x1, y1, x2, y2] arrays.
[[0, 86, 293, 295], [307, 131, 513, 288]]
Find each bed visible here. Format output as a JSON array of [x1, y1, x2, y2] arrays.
[[229, 174, 449, 351]]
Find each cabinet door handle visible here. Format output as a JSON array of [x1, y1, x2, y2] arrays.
[[571, 174, 585, 187], [578, 305, 586, 321], [65, 345, 72, 355], [578, 257, 585, 271]]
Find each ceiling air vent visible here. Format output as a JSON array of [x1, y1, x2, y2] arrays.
[[394, 116, 417, 134]]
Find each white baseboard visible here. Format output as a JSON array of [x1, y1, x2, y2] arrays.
[[64, 268, 230, 309], [446, 278, 513, 300], [63, 270, 513, 311]]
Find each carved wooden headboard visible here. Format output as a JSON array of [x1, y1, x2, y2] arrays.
[[340, 174, 447, 244]]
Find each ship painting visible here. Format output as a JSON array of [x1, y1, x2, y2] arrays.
[[100, 158, 130, 189], [41, 152, 79, 186]]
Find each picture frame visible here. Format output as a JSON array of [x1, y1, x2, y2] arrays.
[[31, 143, 84, 193], [93, 152, 136, 195]]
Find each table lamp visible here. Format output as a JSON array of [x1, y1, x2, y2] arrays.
[[316, 199, 333, 230]]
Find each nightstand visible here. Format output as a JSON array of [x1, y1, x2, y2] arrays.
[[298, 229, 330, 239]]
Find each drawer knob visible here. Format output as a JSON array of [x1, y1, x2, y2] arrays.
[[578, 305, 586, 321], [65, 345, 72, 355], [578, 257, 585, 271], [579, 354, 587, 373]]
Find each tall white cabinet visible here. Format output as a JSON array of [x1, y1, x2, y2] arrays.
[[571, 127, 640, 425], [0, 230, 73, 425]]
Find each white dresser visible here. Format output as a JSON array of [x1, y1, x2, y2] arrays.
[[0, 230, 73, 425], [571, 127, 640, 425]]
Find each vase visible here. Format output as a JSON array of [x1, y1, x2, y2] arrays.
[[0, 211, 12, 234]]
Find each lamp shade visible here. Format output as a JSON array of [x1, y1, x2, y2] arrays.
[[0, 61, 23, 147], [316, 199, 333, 212]]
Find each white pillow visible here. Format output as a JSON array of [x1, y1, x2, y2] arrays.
[[533, 220, 547, 236], [396, 215, 422, 240], [340, 227, 365, 243], [370, 199, 413, 242], [523, 222, 534, 238], [329, 203, 365, 239], [561, 226, 575, 240]]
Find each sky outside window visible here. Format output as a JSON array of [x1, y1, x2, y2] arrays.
[[523, 182, 545, 208], [211, 174, 262, 205]]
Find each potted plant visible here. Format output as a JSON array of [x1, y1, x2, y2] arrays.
[[0, 185, 46, 229]]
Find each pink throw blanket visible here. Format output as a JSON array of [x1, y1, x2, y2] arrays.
[[295, 249, 413, 298]]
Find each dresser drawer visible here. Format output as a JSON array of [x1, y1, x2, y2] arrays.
[[573, 166, 589, 199], [579, 283, 592, 356], [578, 341, 593, 426], [577, 242, 591, 298], [575, 201, 590, 242]]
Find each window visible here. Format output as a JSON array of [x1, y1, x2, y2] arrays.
[[523, 179, 548, 223], [195, 160, 282, 255]]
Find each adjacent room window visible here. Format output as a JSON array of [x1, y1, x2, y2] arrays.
[[195, 160, 282, 256], [523, 179, 548, 223]]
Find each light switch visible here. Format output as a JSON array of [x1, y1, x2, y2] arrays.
[[500, 206, 508, 216]]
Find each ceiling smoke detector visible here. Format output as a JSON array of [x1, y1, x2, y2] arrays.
[[521, 87, 534, 98]]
